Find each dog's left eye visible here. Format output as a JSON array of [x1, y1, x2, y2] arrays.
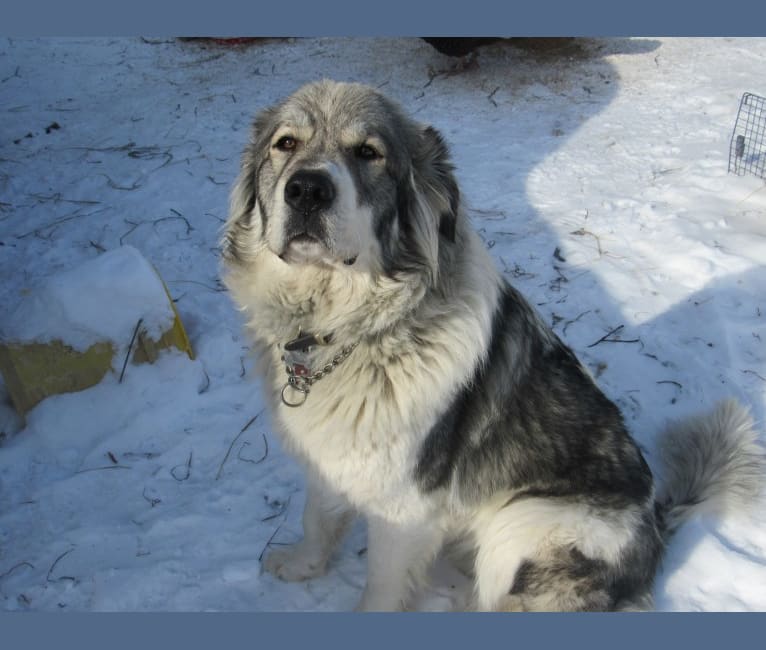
[[356, 144, 382, 160], [274, 136, 297, 151]]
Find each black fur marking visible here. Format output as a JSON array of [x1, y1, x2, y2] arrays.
[[368, 176, 439, 281], [414, 283, 654, 507], [507, 509, 662, 610], [373, 206, 399, 276], [439, 210, 457, 242], [508, 548, 613, 610]]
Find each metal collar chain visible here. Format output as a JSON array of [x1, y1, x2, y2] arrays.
[[280, 341, 359, 408]]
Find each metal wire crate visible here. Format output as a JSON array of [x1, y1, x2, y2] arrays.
[[729, 92, 766, 178]]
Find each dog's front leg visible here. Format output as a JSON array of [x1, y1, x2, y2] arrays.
[[263, 474, 353, 582], [356, 514, 443, 611]]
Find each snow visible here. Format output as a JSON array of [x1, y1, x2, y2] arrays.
[[0, 36, 765, 612], [1, 245, 176, 351]]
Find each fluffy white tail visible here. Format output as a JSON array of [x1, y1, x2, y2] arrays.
[[655, 399, 765, 537]]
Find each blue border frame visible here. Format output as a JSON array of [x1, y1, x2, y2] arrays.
[[2, 5, 765, 649], [2, 612, 765, 649], [3, 0, 766, 36]]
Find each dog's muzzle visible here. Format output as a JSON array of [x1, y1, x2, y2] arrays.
[[284, 169, 336, 215], [279, 168, 356, 266]]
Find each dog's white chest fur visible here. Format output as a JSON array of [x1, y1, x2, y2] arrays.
[[269, 339, 463, 521]]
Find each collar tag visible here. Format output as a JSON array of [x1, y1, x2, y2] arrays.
[[292, 363, 310, 377], [282, 330, 330, 383]]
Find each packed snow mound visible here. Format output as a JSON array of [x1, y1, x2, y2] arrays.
[[2, 245, 176, 353]]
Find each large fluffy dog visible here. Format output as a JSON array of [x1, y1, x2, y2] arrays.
[[222, 80, 764, 611]]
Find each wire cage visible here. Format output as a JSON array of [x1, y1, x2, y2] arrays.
[[728, 92, 766, 179]]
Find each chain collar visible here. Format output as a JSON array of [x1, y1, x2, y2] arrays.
[[280, 331, 358, 408]]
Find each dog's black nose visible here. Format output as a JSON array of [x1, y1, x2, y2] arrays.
[[284, 170, 335, 214]]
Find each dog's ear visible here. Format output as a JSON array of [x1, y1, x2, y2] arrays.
[[223, 145, 257, 264], [223, 107, 277, 263], [233, 107, 278, 220], [415, 126, 460, 243]]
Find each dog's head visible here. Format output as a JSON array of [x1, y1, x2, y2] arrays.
[[223, 80, 460, 284]]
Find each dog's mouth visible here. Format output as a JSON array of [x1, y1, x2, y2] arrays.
[[279, 231, 330, 264], [279, 232, 357, 267], [286, 232, 321, 247]]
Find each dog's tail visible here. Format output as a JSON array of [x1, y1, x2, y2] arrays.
[[654, 399, 765, 540]]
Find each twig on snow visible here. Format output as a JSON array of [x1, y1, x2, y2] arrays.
[[1, 66, 20, 83], [570, 227, 604, 256], [26, 192, 100, 205], [142, 487, 161, 508], [487, 86, 500, 107], [548, 265, 569, 292], [215, 411, 264, 480], [74, 465, 131, 474], [119, 218, 144, 244], [657, 380, 682, 403], [100, 173, 142, 191], [66, 142, 136, 153], [165, 279, 227, 293], [153, 215, 194, 236], [16, 206, 108, 239], [562, 310, 591, 336], [119, 318, 144, 383], [127, 146, 173, 167], [423, 69, 441, 88], [46, 548, 76, 583], [198, 369, 211, 394], [656, 380, 683, 390], [0, 561, 34, 582], [237, 433, 269, 465], [258, 523, 284, 562], [171, 452, 193, 482], [261, 495, 291, 522], [587, 324, 640, 348]]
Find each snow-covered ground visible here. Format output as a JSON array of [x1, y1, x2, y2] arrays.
[[1, 37, 765, 612]]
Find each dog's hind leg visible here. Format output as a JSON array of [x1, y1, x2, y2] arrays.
[[356, 513, 445, 611], [493, 546, 617, 611], [471, 496, 656, 611], [263, 473, 354, 582]]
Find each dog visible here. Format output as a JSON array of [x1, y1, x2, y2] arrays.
[[222, 80, 765, 611]]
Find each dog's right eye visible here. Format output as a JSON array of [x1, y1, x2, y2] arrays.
[[274, 136, 297, 152], [356, 144, 382, 160]]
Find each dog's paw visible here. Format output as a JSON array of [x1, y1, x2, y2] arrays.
[[262, 545, 328, 582]]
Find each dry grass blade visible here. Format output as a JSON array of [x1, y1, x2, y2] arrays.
[[46, 548, 76, 583], [215, 411, 264, 480], [119, 318, 144, 383], [0, 561, 35, 582]]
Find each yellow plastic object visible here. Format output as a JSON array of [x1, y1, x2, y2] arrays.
[[0, 340, 115, 416], [0, 262, 194, 419], [133, 268, 195, 364]]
